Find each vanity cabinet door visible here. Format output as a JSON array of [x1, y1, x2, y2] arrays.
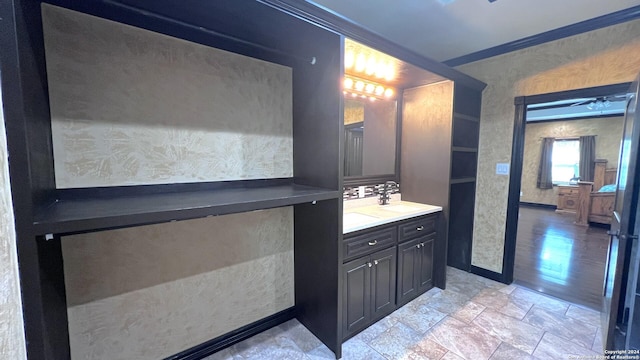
[[342, 247, 397, 339], [397, 238, 420, 306], [342, 256, 371, 338], [370, 247, 397, 321], [417, 233, 435, 293]]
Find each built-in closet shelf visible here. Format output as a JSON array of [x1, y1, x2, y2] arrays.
[[451, 147, 478, 152], [453, 112, 480, 122], [450, 177, 476, 184], [33, 183, 339, 236]]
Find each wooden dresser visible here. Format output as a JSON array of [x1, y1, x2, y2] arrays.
[[557, 185, 580, 213]]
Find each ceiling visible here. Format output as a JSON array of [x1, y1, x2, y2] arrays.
[[310, 0, 640, 64]]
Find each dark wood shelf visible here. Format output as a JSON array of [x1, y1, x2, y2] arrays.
[[450, 177, 476, 184], [33, 183, 339, 236], [453, 112, 480, 122], [452, 146, 478, 152]]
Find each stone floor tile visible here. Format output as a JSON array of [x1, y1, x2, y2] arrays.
[[428, 316, 501, 360], [341, 337, 386, 360], [523, 306, 597, 349], [472, 288, 534, 320], [278, 319, 324, 352], [351, 315, 398, 343], [532, 332, 600, 359], [404, 337, 449, 360], [472, 309, 544, 354], [592, 326, 604, 353], [393, 303, 447, 334], [368, 322, 423, 360], [510, 287, 570, 315], [566, 304, 601, 326], [440, 351, 465, 360], [488, 342, 537, 360], [422, 289, 471, 315], [452, 301, 486, 323]]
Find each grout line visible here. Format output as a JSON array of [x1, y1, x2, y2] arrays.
[[532, 331, 547, 356], [486, 341, 503, 360]]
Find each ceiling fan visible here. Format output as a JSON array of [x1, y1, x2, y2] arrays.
[[569, 94, 628, 109]]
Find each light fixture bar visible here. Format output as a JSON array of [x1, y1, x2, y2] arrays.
[[343, 75, 395, 101]]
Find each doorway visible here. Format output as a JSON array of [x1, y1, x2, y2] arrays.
[[504, 83, 631, 309]]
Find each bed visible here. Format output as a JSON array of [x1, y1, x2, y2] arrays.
[[575, 159, 617, 225]]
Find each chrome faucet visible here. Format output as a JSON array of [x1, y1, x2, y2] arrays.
[[378, 181, 398, 205]]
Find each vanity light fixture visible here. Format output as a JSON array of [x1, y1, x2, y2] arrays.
[[344, 51, 396, 81], [343, 75, 396, 100]]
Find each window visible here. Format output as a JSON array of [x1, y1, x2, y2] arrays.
[[552, 139, 580, 185]]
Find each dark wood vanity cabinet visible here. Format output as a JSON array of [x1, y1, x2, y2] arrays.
[[342, 213, 438, 339], [397, 233, 435, 307], [342, 246, 396, 339]]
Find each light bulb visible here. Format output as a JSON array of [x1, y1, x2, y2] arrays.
[[355, 81, 365, 91], [385, 64, 395, 81], [344, 50, 355, 69], [365, 83, 375, 93], [365, 56, 376, 75], [343, 78, 353, 89], [375, 63, 386, 78], [369, 97, 376, 102], [355, 54, 366, 72], [351, 93, 358, 97], [375, 85, 385, 96], [384, 88, 394, 98]]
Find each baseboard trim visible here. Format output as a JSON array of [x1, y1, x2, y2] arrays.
[[470, 265, 507, 284], [165, 307, 296, 360], [519, 202, 557, 210]]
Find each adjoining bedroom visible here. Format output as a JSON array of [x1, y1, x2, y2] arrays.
[[514, 85, 628, 310]]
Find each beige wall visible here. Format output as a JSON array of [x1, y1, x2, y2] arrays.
[[457, 19, 640, 273], [43, 5, 292, 189], [63, 208, 294, 359], [0, 78, 27, 358], [42, 5, 295, 359], [521, 117, 624, 206]]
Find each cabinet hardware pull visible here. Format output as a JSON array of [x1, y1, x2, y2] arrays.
[[416, 244, 421, 248], [368, 240, 378, 246], [416, 226, 424, 231], [420, 242, 425, 247], [368, 262, 372, 267], [374, 260, 379, 265]]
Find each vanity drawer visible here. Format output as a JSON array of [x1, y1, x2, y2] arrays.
[[344, 227, 397, 262], [398, 214, 437, 243]]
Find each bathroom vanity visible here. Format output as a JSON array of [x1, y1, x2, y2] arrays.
[[342, 201, 443, 339]]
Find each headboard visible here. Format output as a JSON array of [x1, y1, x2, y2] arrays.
[[594, 159, 617, 191]]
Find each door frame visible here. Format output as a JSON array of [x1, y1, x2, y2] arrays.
[[502, 82, 632, 284]]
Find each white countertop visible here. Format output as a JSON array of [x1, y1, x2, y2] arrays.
[[343, 200, 443, 234]]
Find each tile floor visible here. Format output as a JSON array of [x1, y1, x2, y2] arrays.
[[204, 267, 604, 360]]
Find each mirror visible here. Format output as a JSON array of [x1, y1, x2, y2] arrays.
[[341, 37, 448, 186], [343, 98, 398, 178]]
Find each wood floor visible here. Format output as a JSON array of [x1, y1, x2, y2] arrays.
[[515, 205, 609, 310]]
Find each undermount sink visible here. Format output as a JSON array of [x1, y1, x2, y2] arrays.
[[379, 204, 422, 213], [343, 212, 379, 223]]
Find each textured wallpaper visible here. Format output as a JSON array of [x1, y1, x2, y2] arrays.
[[458, 19, 640, 273], [0, 83, 27, 359], [43, 5, 293, 189], [63, 207, 294, 359], [521, 117, 624, 206]]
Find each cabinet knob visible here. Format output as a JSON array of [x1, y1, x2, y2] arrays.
[[416, 226, 424, 231], [420, 242, 425, 247], [368, 262, 372, 268], [416, 244, 421, 249], [374, 260, 379, 265], [368, 240, 378, 246]]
